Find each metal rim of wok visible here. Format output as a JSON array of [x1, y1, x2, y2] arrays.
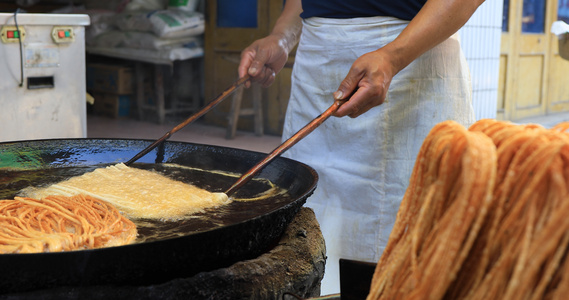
[[0, 138, 318, 294]]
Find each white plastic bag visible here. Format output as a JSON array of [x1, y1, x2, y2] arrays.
[[91, 30, 126, 48], [124, 0, 166, 11], [121, 31, 201, 50], [85, 12, 117, 46], [149, 10, 204, 38], [551, 20, 569, 37], [167, 0, 199, 11], [114, 11, 154, 32]]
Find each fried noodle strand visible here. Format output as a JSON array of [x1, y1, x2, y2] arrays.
[[0, 195, 137, 254], [367, 119, 569, 300]]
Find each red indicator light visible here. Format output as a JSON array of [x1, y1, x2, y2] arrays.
[[58, 31, 65, 38], [6, 31, 13, 38]]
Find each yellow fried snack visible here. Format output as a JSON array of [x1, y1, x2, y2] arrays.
[[23, 163, 230, 220], [368, 119, 569, 300], [0, 194, 137, 254]]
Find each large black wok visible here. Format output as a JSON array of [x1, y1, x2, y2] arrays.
[[0, 138, 318, 294]]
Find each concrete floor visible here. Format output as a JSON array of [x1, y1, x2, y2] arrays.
[[86, 108, 569, 156], [87, 114, 282, 154], [515, 111, 569, 128]]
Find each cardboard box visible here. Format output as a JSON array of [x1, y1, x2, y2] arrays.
[[87, 64, 134, 95], [559, 33, 569, 60], [93, 93, 131, 118]]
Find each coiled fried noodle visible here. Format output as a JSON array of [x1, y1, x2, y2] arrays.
[[0, 194, 137, 254]]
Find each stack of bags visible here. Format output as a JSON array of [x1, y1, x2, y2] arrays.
[[85, 0, 204, 59]]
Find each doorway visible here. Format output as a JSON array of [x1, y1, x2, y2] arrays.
[[498, 0, 569, 120]]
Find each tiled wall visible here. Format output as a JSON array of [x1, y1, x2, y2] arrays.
[[459, 0, 504, 120]]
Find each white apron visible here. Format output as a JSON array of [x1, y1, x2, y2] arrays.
[[281, 16, 475, 295]]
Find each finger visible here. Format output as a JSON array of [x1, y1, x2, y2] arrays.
[[334, 91, 360, 117], [347, 93, 388, 118], [239, 50, 256, 88], [334, 88, 386, 118], [333, 67, 364, 101], [348, 103, 372, 118], [238, 51, 254, 78], [248, 46, 273, 78], [259, 67, 277, 87]]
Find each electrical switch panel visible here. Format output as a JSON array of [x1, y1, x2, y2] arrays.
[[51, 26, 74, 43], [1, 26, 26, 43]]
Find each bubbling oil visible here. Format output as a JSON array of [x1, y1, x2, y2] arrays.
[[0, 163, 292, 244]]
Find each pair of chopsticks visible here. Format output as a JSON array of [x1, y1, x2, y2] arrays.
[[125, 76, 344, 197]]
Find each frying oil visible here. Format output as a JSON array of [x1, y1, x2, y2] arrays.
[[0, 163, 291, 244]]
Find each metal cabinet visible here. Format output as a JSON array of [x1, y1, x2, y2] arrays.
[[0, 13, 90, 142]]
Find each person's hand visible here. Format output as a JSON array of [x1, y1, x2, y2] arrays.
[[238, 34, 290, 88], [333, 48, 399, 118]]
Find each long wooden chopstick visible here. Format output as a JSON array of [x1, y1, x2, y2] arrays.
[[125, 75, 250, 166], [224, 99, 345, 197]]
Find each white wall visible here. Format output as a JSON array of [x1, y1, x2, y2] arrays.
[[459, 0, 504, 120]]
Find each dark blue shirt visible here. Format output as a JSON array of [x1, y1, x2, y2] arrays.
[[300, 0, 427, 21]]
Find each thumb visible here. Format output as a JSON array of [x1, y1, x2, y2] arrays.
[[248, 50, 271, 77], [333, 79, 358, 101]]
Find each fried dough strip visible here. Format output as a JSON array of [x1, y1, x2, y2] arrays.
[[498, 143, 563, 299], [551, 122, 569, 133], [465, 129, 569, 300], [367, 121, 497, 300], [23, 163, 230, 221], [368, 119, 569, 300], [367, 122, 457, 298], [407, 131, 495, 300], [0, 195, 137, 253], [448, 122, 550, 300], [548, 241, 569, 300]]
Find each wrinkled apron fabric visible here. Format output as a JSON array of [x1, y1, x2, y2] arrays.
[[281, 16, 475, 295]]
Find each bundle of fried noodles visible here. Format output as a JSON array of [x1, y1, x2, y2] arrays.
[[368, 119, 569, 300], [23, 163, 230, 221], [0, 194, 137, 254]]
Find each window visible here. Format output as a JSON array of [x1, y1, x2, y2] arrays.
[[559, 0, 569, 23], [217, 0, 258, 28], [522, 0, 546, 33], [503, 0, 510, 31]]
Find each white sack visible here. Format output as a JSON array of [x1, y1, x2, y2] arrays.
[[121, 31, 201, 50], [149, 10, 204, 38]]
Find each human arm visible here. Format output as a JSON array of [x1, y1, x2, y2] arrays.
[[238, 0, 303, 88], [333, 0, 485, 118]]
